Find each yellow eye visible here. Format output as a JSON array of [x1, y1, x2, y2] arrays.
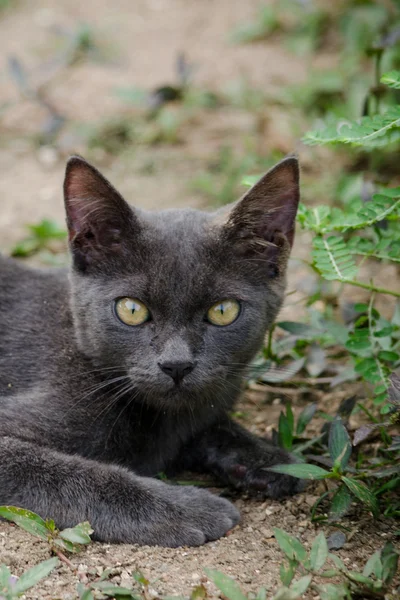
[[207, 300, 240, 327], [115, 297, 150, 326]]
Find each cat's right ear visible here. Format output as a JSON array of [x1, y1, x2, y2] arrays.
[[64, 156, 136, 272]]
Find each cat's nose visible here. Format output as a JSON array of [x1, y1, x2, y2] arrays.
[[158, 361, 196, 385]]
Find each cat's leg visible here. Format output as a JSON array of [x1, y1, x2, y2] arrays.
[[181, 418, 304, 498], [0, 436, 239, 546]]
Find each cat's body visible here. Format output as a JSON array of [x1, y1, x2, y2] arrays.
[[0, 157, 302, 547]]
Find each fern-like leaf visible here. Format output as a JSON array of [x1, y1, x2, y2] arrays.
[[348, 237, 400, 263], [354, 193, 400, 226], [300, 192, 400, 234], [303, 106, 400, 147], [381, 70, 400, 90], [312, 236, 358, 281]]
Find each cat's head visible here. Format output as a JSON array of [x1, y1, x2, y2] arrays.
[[64, 156, 299, 412]]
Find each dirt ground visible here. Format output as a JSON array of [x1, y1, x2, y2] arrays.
[[0, 1, 399, 598]]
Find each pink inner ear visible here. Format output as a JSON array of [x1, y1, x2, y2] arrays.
[[64, 157, 133, 243], [231, 158, 300, 248], [258, 187, 299, 246]]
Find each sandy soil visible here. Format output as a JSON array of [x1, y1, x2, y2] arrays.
[[0, 1, 399, 599]]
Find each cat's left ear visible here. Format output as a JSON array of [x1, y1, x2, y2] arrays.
[[64, 156, 136, 271], [222, 156, 300, 251]]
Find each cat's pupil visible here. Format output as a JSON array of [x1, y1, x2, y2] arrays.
[[219, 305, 224, 314]]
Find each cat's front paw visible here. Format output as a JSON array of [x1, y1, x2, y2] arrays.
[[223, 449, 305, 499], [139, 482, 240, 547]]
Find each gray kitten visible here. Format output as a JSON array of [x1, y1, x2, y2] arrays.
[[0, 155, 301, 547]]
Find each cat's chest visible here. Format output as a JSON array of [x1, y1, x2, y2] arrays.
[[58, 386, 195, 474], [108, 410, 187, 475]]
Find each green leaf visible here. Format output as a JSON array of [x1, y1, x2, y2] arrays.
[[13, 557, 59, 594], [11, 237, 39, 257], [45, 518, 56, 532], [290, 575, 312, 595], [272, 588, 300, 600], [28, 219, 66, 241], [254, 588, 267, 600], [296, 403, 317, 435], [242, 175, 260, 187], [329, 484, 353, 520], [59, 521, 93, 545], [78, 586, 95, 600], [355, 357, 377, 375], [381, 542, 399, 584], [266, 463, 330, 480], [255, 588, 267, 600], [0, 564, 12, 592], [286, 404, 294, 433], [279, 560, 297, 587], [363, 550, 383, 579], [342, 477, 379, 517], [346, 571, 375, 585], [310, 532, 329, 572], [317, 583, 347, 600], [273, 529, 307, 563], [378, 350, 399, 361], [312, 235, 357, 282], [279, 412, 293, 451], [354, 303, 369, 312], [328, 418, 351, 470], [133, 570, 150, 586], [277, 321, 321, 337], [0, 506, 48, 540], [319, 570, 337, 578], [374, 326, 396, 337], [205, 569, 247, 600], [381, 70, 400, 89], [328, 553, 346, 570], [54, 537, 79, 553], [346, 329, 372, 353], [93, 583, 136, 597], [303, 106, 400, 147]]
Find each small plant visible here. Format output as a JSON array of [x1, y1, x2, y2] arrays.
[[303, 72, 400, 148], [299, 70, 400, 407], [0, 559, 59, 600], [206, 533, 399, 600], [272, 530, 399, 600], [52, 22, 112, 66], [0, 506, 93, 558], [77, 569, 152, 600], [268, 373, 400, 522], [11, 218, 67, 259], [275, 402, 318, 454], [0, 507, 93, 598], [270, 416, 379, 519]]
